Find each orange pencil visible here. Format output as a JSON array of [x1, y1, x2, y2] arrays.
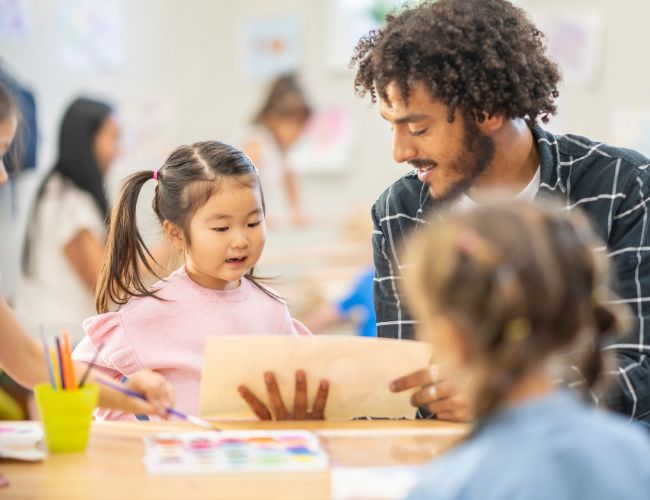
[[62, 331, 77, 390]]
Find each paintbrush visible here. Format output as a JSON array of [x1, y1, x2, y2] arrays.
[[95, 377, 217, 430], [38, 327, 56, 389]]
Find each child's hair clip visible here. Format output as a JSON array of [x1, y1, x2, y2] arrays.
[[457, 229, 482, 255], [153, 169, 160, 181], [457, 229, 499, 267], [592, 286, 608, 303], [505, 316, 531, 342]]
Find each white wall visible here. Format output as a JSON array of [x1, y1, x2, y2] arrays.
[[1, 0, 649, 296]]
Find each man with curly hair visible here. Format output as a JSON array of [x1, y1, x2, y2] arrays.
[[352, 0, 650, 425]]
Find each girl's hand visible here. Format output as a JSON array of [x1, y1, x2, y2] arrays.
[[238, 370, 329, 420], [121, 370, 175, 418]]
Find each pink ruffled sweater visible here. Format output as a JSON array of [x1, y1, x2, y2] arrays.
[[72, 267, 310, 420]]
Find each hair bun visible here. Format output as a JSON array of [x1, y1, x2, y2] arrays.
[[593, 303, 618, 339]]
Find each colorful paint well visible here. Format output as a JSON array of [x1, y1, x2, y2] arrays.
[[143, 430, 328, 474]]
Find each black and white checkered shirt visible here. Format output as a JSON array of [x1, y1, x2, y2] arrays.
[[372, 126, 650, 424]]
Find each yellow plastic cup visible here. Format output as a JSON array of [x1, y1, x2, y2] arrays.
[[34, 383, 99, 453]]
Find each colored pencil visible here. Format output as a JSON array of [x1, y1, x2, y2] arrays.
[[78, 343, 105, 388], [55, 337, 66, 389], [94, 378, 217, 431], [62, 331, 77, 390], [48, 347, 61, 389], [39, 327, 56, 389]]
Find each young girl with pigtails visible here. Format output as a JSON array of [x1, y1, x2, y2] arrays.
[[73, 141, 328, 421]]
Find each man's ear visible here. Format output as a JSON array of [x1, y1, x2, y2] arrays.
[[163, 220, 186, 251], [476, 112, 505, 134]]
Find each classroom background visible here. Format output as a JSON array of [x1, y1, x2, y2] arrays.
[[1, 0, 649, 337]]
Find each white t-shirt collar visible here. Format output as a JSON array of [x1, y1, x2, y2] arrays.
[[455, 166, 541, 211]]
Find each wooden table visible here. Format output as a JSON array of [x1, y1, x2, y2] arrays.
[[1, 419, 467, 500]]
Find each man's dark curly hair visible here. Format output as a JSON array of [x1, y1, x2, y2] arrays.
[[350, 0, 561, 125]]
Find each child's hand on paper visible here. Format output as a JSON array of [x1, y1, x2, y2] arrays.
[[390, 364, 473, 422], [122, 370, 175, 418], [237, 370, 329, 420]]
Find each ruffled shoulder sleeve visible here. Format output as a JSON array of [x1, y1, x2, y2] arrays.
[[72, 312, 143, 376], [289, 318, 312, 337]]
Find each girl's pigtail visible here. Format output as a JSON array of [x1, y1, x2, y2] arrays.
[[580, 303, 618, 391], [95, 170, 160, 313]]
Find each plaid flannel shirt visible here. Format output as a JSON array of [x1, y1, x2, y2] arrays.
[[372, 126, 650, 424]]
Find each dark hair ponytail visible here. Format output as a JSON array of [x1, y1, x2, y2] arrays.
[[95, 170, 158, 313], [45, 97, 112, 218], [23, 97, 112, 276]]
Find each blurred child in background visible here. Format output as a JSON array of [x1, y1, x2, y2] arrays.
[[16, 97, 118, 342], [243, 74, 311, 227]]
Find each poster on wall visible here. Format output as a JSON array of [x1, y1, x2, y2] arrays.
[[58, 0, 123, 72], [288, 105, 356, 175], [107, 94, 177, 195], [238, 15, 304, 80], [530, 8, 605, 87], [106, 93, 178, 246], [324, 0, 402, 73], [0, 0, 30, 41]]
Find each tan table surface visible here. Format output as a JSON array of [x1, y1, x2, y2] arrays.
[[1, 419, 468, 500]]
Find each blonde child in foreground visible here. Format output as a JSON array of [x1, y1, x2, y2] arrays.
[[403, 201, 650, 500], [0, 82, 173, 417], [73, 141, 328, 421]]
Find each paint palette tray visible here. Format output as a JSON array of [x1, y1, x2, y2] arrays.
[[0, 422, 46, 461], [143, 430, 329, 474]]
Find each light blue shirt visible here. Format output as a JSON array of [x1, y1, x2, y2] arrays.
[[407, 390, 650, 500]]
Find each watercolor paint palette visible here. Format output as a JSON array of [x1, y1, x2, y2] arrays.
[[0, 422, 46, 461], [143, 430, 329, 474]]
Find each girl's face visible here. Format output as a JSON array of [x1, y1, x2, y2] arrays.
[[93, 115, 120, 174], [272, 117, 307, 150], [0, 111, 18, 185], [175, 178, 266, 290]]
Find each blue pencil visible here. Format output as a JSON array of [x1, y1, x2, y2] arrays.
[[39, 327, 56, 389], [94, 377, 216, 430], [54, 336, 66, 390]]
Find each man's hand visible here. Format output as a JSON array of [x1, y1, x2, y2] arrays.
[[390, 365, 472, 422], [238, 370, 329, 420]]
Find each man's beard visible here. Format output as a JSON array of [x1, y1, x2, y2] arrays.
[[428, 119, 496, 204]]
